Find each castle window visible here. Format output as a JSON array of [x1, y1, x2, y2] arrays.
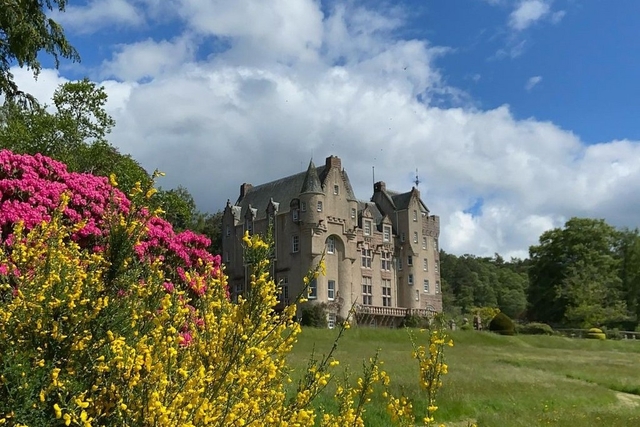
[[424, 279, 430, 293], [422, 236, 427, 249], [334, 185, 339, 195], [434, 238, 439, 251], [308, 279, 317, 299], [408, 274, 414, 286], [301, 202, 306, 212], [328, 280, 335, 300], [364, 220, 372, 236], [435, 281, 440, 294], [382, 280, 392, 307], [413, 210, 418, 222], [224, 251, 230, 263], [351, 208, 356, 219], [381, 251, 391, 271], [435, 260, 439, 273], [401, 232, 405, 242], [327, 237, 335, 254], [407, 255, 413, 266], [226, 225, 230, 237], [423, 258, 428, 271], [292, 235, 299, 253], [398, 257, 403, 270], [327, 312, 336, 329], [245, 219, 253, 234], [292, 209, 299, 221], [383, 226, 391, 242], [279, 277, 289, 304], [361, 277, 372, 305], [413, 231, 418, 243], [361, 248, 372, 268], [317, 201, 323, 212]]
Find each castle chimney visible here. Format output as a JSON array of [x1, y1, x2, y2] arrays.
[[374, 181, 386, 193], [325, 155, 341, 170], [240, 183, 253, 198]]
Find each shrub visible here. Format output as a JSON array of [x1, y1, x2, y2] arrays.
[[301, 303, 328, 328], [460, 323, 473, 331], [516, 322, 554, 336], [489, 312, 516, 335], [587, 327, 607, 340], [0, 149, 219, 295], [401, 314, 430, 329], [606, 328, 622, 340]]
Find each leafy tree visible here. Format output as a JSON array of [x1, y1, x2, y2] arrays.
[[0, 0, 79, 104], [616, 228, 640, 322], [154, 186, 198, 232], [0, 79, 149, 193], [528, 217, 625, 325], [439, 250, 528, 318]]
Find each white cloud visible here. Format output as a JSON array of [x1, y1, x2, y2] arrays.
[[509, 0, 551, 31], [525, 75, 542, 91], [12, 1, 640, 259], [54, 0, 144, 33], [101, 36, 196, 81]]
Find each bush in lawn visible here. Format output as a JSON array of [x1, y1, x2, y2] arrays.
[[300, 302, 328, 328], [401, 314, 430, 329], [489, 312, 516, 335], [586, 327, 606, 340], [516, 322, 554, 335]]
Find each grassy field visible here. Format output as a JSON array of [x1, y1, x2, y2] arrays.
[[289, 328, 640, 427]]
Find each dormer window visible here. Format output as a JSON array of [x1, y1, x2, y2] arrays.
[[245, 219, 253, 234], [364, 220, 372, 236], [413, 210, 418, 222], [292, 209, 299, 221], [383, 226, 391, 242], [301, 202, 306, 212], [333, 185, 339, 195]]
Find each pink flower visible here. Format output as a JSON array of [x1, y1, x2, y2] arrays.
[[178, 331, 193, 347], [163, 282, 175, 293]]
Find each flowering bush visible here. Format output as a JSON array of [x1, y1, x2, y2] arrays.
[[0, 150, 220, 293]]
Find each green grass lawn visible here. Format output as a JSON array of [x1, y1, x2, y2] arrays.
[[289, 328, 640, 427]]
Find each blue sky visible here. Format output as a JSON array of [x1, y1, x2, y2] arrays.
[[14, 0, 640, 257]]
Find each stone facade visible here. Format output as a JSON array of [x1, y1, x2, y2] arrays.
[[222, 155, 442, 327]]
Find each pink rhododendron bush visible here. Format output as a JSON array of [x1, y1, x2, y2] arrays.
[[0, 149, 220, 294]]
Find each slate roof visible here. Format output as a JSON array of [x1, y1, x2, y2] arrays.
[[236, 165, 326, 220], [300, 160, 323, 194], [389, 189, 429, 213], [358, 201, 384, 225]]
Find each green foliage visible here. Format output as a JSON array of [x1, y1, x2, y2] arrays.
[[516, 322, 554, 335], [154, 186, 198, 231], [489, 312, 515, 336], [439, 251, 528, 319], [586, 328, 606, 340], [460, 323, 473, 331], [0, 0, 79, 105], [301, 303, 328, 328], [401, 314, 430, 328], [0, 79, 150, 193], [528, 218, 627, 326]]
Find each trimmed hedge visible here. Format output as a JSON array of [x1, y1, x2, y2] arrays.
[[489, 312, 515, 336]]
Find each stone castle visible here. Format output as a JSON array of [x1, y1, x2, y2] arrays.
[[222, 155, 442, 327]]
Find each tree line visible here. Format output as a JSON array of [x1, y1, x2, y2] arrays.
[[441, 218, 640, 329]]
